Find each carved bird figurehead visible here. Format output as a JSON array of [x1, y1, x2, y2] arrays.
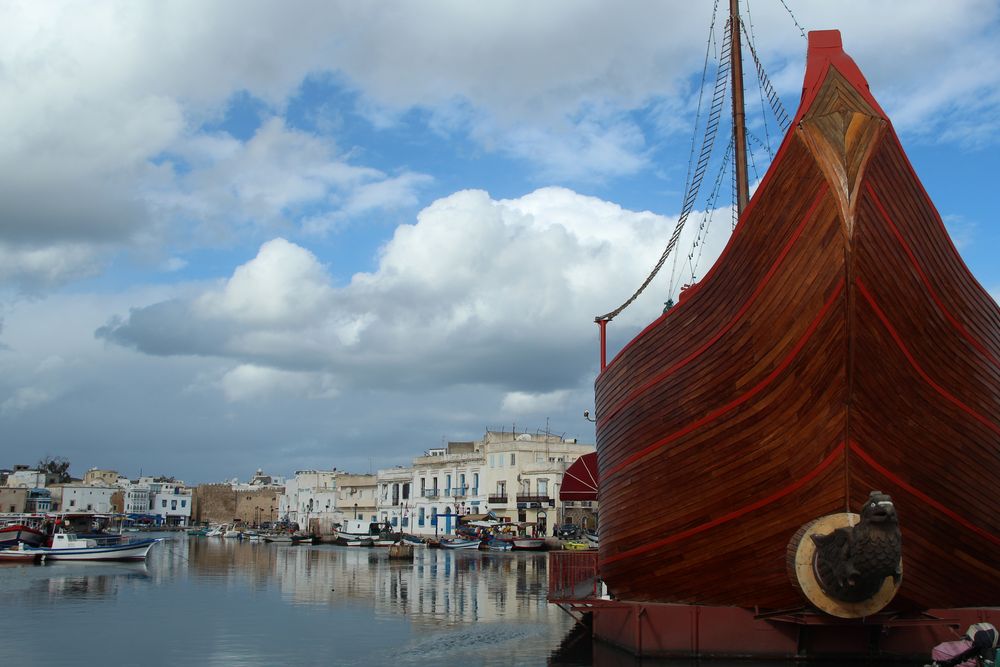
[[859, 490, 898, 527]]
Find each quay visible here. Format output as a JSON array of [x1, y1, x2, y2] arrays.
[[547, 550, 999, 660]]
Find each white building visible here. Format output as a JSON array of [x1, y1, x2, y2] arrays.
[[4, 469, 45, 489], [406, 431, 595, 537], [137, 476, 192, 525], [121, 486, 152, 515], [53, 484, 117, 513], [410, 443, 485, 537], [279, 470, 339, 533], [375, 466, 414, 531]]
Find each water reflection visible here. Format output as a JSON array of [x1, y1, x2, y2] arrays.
[[4, 535, 574, 666]]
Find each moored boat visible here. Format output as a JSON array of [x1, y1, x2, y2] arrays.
[[0, 545, 45, 563], [0, 524, 47, 549], [24, 532, 159, 561], [511, 538, 546, 551], [438, 537, 481, 550]]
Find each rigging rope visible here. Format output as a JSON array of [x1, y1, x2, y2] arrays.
[[742, 24, 791, 133], [689, 131, 733, 280], [743, 0, 774, 159], [777, 0, 807, 40], [595, 4, 731, 323]]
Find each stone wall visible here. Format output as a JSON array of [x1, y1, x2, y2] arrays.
[[191, 484, 237, 525], [234, 489, 281, 527]]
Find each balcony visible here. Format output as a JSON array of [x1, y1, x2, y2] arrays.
[[516, 494, 551, 504], [452, 486, 468, 498], [488, 494, 507, 504], [422, 490, 440, 499]]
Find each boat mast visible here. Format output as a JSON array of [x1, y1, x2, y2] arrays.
[[729, 0, 750, 217]]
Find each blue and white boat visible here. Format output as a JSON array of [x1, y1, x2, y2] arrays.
[[24, 532, 159, 561]]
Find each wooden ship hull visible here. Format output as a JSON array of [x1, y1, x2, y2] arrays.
[[594, 31, 1000, 612]]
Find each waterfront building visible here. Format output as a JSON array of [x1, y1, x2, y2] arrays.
[[120, 486, 152, 516], [0, 487, 28, 513], [410, 443, 484, 537], [334, 473, 377, 526], [279, 469, 339, 533], [49, 483, 116, 513], [375, 466, 413, 531], [479, 431, 593, 534], [405, 430, 595, 537], [25, 488, 52, 513]]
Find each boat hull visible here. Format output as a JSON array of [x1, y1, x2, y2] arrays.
[[439, 539, 481, 550], [512, 539, 545, 551], [594, 32, 1000, 612], [26, 539, 159, 561], [0, 525, 46, 549]]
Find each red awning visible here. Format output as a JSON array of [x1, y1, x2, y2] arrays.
[[560, 452, 598, 501]]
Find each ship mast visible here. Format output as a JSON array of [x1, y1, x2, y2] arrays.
[[729, 0, 750, 217]]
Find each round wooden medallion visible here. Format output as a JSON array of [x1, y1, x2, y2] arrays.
[[787, 512, 902, 619]]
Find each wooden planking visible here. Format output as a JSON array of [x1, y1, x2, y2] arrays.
[[594, 36, 1000, 613]]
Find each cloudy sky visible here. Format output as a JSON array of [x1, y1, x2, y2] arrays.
[[1, 1, 997, 483]]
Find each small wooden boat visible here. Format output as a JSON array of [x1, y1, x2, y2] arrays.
[[484, 537, 513, 551], [24, 532, 159, 561], [262, 533, 293, 543], [563, 540, 591, 551], [438, 537, 481, 550], [400, 533, 424, 546], [512, 538, 546, 551]]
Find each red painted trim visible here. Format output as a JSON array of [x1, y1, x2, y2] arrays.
[[849, 441, 1000, 547], [855, 279, 1000, 437], [605, 278, 846, 479], [603, 442, 846, 566], [864, 183, 999, 368], [598, 31, 875, 379], [598, 187, 828, 429]]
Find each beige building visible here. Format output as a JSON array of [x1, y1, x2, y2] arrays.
[[479, 431, 593, 534], [0, 487, 28, 513], [83, 468, 124, 487], [406, 430, 595, 537]]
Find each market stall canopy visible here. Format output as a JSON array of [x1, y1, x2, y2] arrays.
[[559, 452, 598, 502]]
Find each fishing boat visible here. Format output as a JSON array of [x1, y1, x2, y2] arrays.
[[24, 532, 159, 561], [591, 16, 1000, 622], [0, 524, 46, 549]]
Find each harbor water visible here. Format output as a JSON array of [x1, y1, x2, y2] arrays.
[[4, 534, 582, 666]]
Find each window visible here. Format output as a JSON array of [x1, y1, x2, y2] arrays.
[[402, 516, 409, 528], [535, 452, 545, 463], [181, 500, 187, 508], [489, 454, 495, 468], [418, 507, 426, 527], [162, 499, 167, 508], [473, 473, 479, 495], [538, 479, 548, 495], [402, 483, 410, 500], [69, 499, 76, 507], [496, 481, 506, 495], [171, 500, 177, 510], [510, 453, 516, 466], [391, 516, 398, 526], [430, 507, 438, 526], [445, 474, 451, 495]]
